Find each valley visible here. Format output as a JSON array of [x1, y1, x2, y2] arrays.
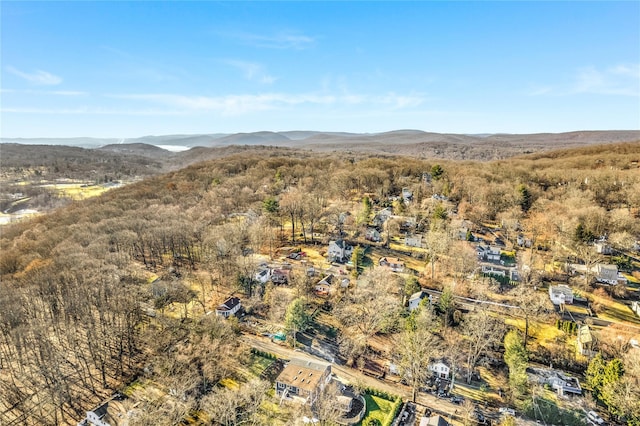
[[0, 139, 639, 426]]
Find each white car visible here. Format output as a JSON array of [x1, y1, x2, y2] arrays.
[[499, 407, 516, 416], [587, 410, 605, 425]]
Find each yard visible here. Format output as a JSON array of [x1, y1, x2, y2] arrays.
[[360, 394, 395, 425]]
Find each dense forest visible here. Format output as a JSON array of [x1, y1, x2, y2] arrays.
[[0, 142, 639, 425]]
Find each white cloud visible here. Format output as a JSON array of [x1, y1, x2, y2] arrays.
[[1, 107, 184, 115], [2, 88, 87, 96], [574, 64, 640, 96], [6, 66, 62, 85], [107, 91, 425, 115], [224, 31, 316, 49], [221, 59, 276, 84], [528, 64, 640, 97]]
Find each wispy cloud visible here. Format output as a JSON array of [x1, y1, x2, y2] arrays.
[[574, 64, 640, 96], [1, 107, 184, 116], [221, 59, 276, 84], [527, 64, 640, 97], [107, 91, 425, 115], [6, 66, 62, 85], [2, 88, 87, 96], [224, 31, 316, 49]]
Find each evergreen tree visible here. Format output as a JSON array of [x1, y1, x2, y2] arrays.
[[431, 164, 444, 180], [504, 330, 529, 398], [517, 184, 533, 212]]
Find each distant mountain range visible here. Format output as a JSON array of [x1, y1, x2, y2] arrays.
[[2, 130, 639, 161]]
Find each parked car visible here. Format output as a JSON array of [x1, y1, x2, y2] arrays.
[[450, 396, 465, 404], [587, 410, 605, 425], [499, 407, 516, 416]]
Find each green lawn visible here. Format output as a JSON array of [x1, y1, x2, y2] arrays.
[[247, 354, 275, 378], [360, 394, 394, 425]]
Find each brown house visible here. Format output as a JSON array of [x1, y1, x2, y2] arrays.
[[275, 358, 331, 405]]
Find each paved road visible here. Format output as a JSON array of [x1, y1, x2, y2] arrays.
[[242, 333, 474, 425]]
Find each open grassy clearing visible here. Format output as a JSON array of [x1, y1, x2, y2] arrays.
[[360, 394, 395, 425], [43, 182, 114, 200], [591, 293, 640, 325], [504, 317, 564, 346]]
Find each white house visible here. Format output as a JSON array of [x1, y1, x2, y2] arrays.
[[530, 368, 582, 395], [594, 241, 612, 255], [595, 264, 624, 285], [549, 284, 574, 305], [255, 268, 271, 284], [631, 301, 640, 317], [328, 239, 354, 263], [429, 361, 451, 380], [215, 297, 241, 318], [477, 245, 501, 262], [314, 275, 335, 295], [408, 290, 430, 311], [77, 399, 125, 426]]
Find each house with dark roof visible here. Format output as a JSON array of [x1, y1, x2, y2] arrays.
[[77, 398, 126, 426], [215, 297, 241, 318]]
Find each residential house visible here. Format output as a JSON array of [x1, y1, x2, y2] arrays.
[[328, 239, 354, 263], [595, 264, 626, 285], [594, 241, 613, 255], [275, 358, 332, 405], [77, 399, 126, 426], [549, 284, 574, 305], [365, 228, 382, 242], [477, 245, 501, 262], [402, 188, 413, 203], [536, 369, 582, 395], [315, 274, 335, 295], [379, 257, 405, 273], [405, 234, 423, 248], [481, 264, 519, 281], [576, 325, 596, 357], [631, 301, 640, 318], [215, 297, 241, 318], [517, 234, 533, 248], [429, 361, 451, 380], [408, 290, 430, 311], [431, 194, 448, 201], [372, 208, 393, 227], [420, 415, 451, 426], [271, 269, 290, 285], [255, 268, 271, 284]]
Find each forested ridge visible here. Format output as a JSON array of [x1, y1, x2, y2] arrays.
[[1, 142, 639, 425]]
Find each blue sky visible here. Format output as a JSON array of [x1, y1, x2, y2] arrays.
[[1, 1, 639, 138]]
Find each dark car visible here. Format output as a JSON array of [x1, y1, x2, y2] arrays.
[[451, 396, 465, 404]]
